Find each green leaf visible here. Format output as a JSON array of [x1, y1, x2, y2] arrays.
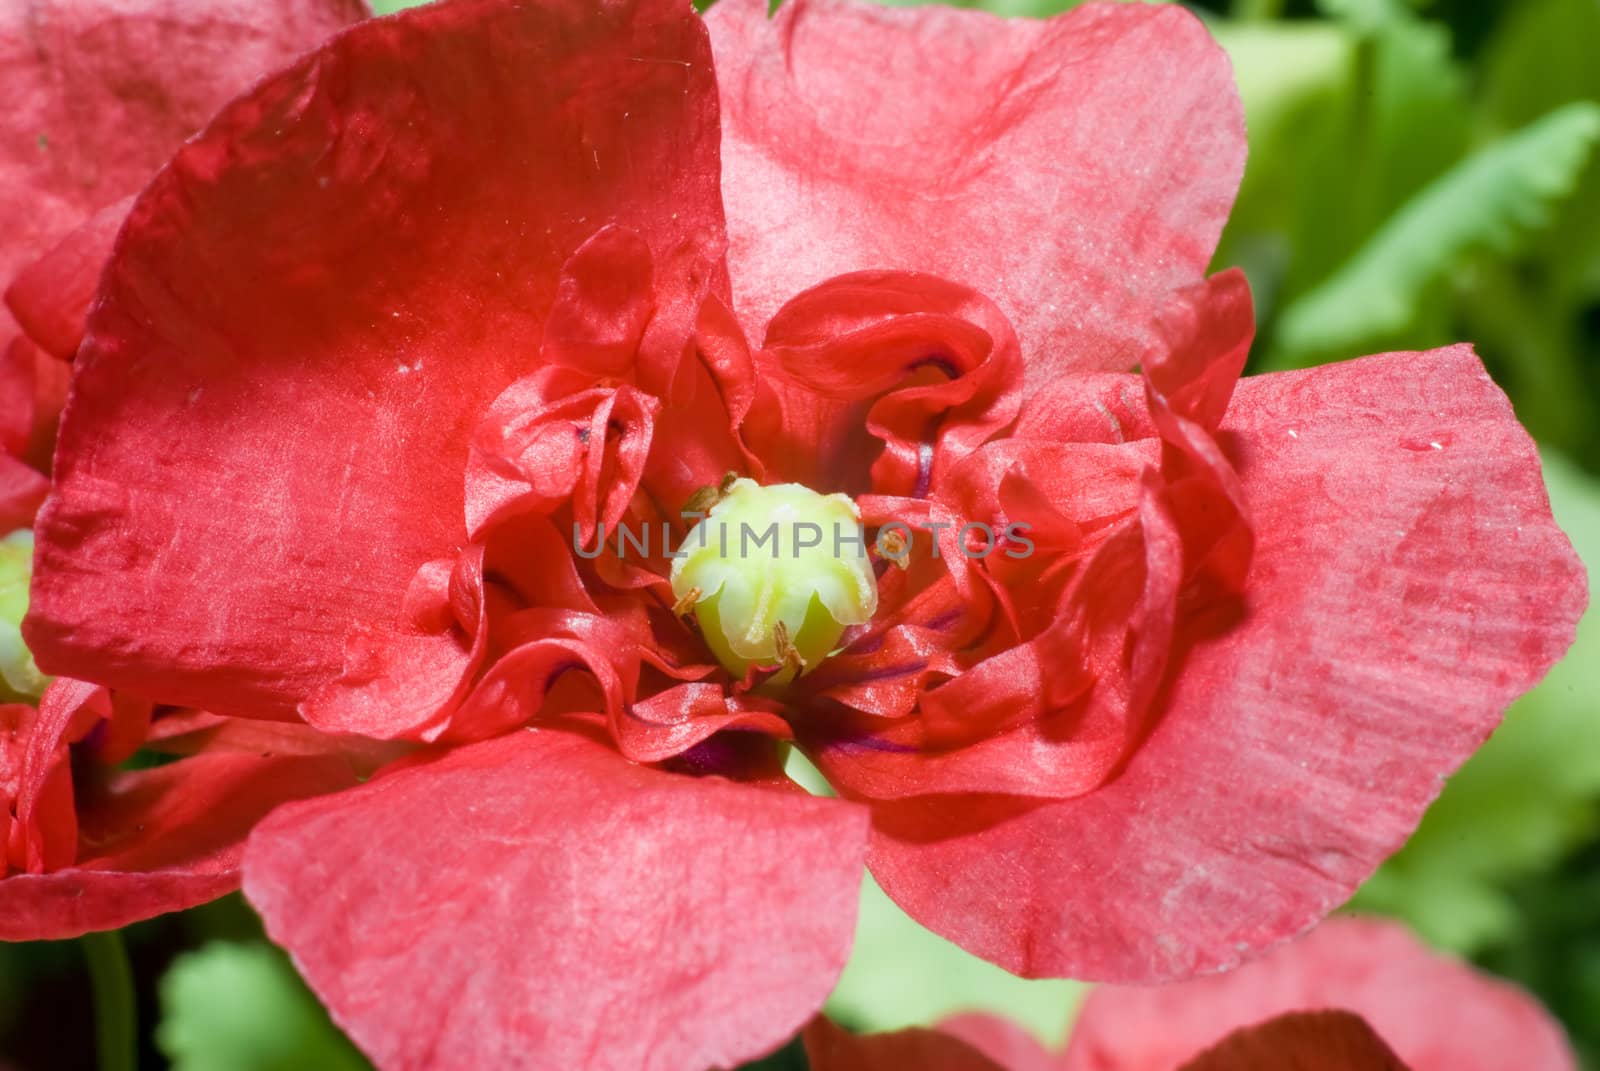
[[1216, 2, 1470, 324], [1296, 0, 1469, 288], [156, 942, 370, 1071], [1480, 0, 1600, 306], [1481, 0, 1600, 133], [1211, 20, 1355, 317], [826, 874, 1085, 1044], [1353, 451, 1600, 954], [1271, 102, 1600, 366]]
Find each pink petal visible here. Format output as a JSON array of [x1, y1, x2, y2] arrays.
[[244, 728, 870, 1071], [707, 0, 1244, 389], [1062, 917, 1575, 1071], [747, 270, 1023, 496], [0, 335, 69, 475], [863, 347, 1585, 982], [803, 274, 1254, 802]]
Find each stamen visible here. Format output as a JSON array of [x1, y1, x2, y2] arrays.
[[772, 620, 805, 674], [682, 471, 743, 517], [682, 485, 719, 517], [672, 586, 702, 617], [877, 528, 911, 570]]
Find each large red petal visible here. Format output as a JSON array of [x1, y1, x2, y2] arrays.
[[243, 728, 870, 1071], [0, 750, 358, 940], [1061, 918, 1574, 1071], [863, 348, 1585, 982], [0, 0, 365, 344], [707, 0, 1244, 389], [27, 0, 727, 718]]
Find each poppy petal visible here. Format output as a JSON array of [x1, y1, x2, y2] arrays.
[[27, 0, 727, 718], [707, 0, 1245, 390], [0, 750, 357, 940], [244, 728, 870, 1071], [1062, 917, 1575, 1071], [4, 197, 128, 362], [863, 348, 1584, 982]]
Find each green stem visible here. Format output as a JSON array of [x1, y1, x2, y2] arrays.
[[82, 930, 136, 1071]]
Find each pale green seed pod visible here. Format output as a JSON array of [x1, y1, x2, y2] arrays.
[[670, 479, 877, 683]]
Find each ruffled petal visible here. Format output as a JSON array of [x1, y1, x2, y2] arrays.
[[244, 728, 870, 1071], [466, 372, 660, 544], [747, 271, 1022, 496], [619, 684, 790, 764], [802, 274, 1253, 802], [863, 348, 1584, 982], [1061, 917, 1575, 1071], [707, 0, 1245, 389], [27, 0, 727, 718]]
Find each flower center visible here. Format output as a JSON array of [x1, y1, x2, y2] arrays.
[[670, 479, 877, 684]]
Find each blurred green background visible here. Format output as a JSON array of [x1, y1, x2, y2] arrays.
[[4, 0, 1598, 1067]]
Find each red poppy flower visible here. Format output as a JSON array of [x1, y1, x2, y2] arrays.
[[15, 0, 1585, 1067], [0, 0, 370, 936], [803, 917, 1577, 1071]]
